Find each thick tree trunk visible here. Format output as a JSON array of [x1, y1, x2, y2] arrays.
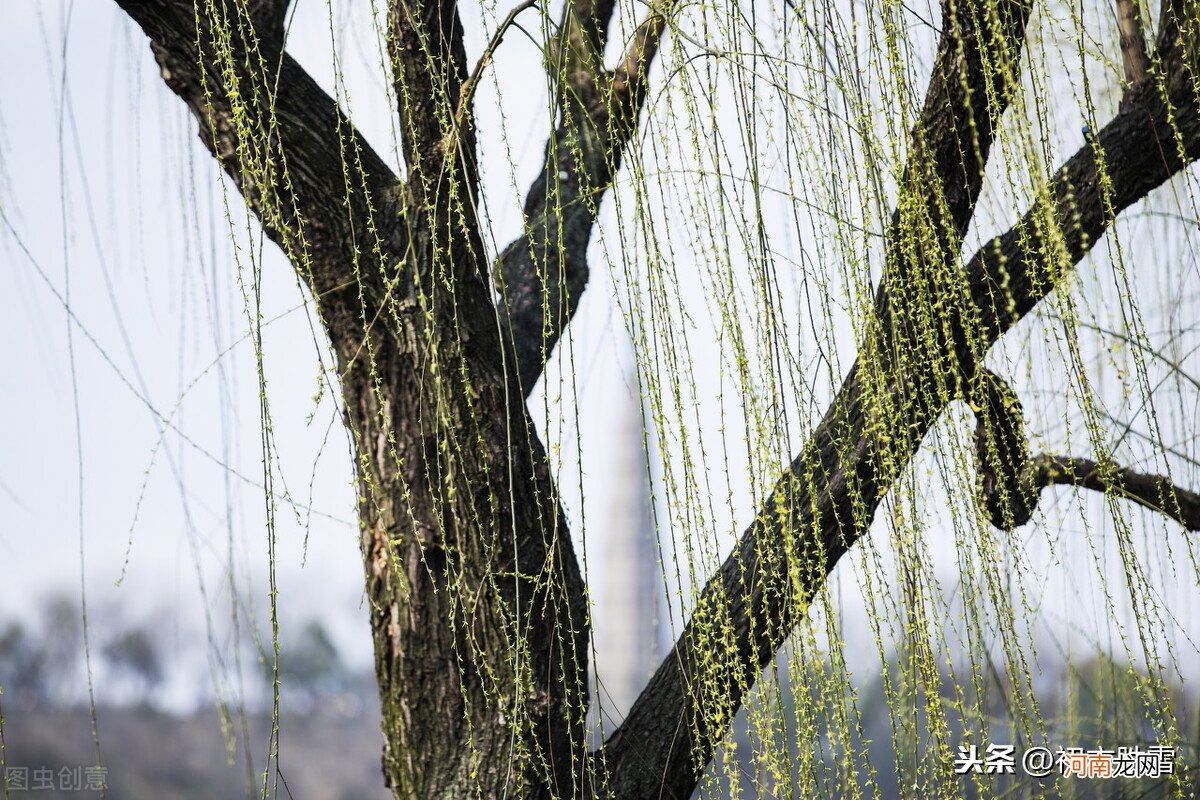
[[337, 312, 589, 798], [110, 0, 1200, 797], [114, 3, 591, 797]]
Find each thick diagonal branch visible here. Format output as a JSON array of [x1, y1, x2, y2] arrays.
[[876, 0, 1033, 396], [893, 0, 1034, 244], [964, 12, 1200, 342], [601, 5, 1200, 798], [385, 0, 494, 305], [494, 2, 673, 392], [116, 0, 404, 340]]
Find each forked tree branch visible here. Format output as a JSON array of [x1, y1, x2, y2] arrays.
[[962, 4, 1200, 342], [969, 369, 1200, 531], [455, 0, 540, 131], [494, 0, 675, 393], [115, 5, 590, 795], [600, 2, 1200, 798], [106, 0, 1200, 795], [875, 0, 1033, 385], [600, 0, 1035, 789]]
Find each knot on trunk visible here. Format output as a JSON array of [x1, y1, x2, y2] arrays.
[[966, 368, 1037, 530]]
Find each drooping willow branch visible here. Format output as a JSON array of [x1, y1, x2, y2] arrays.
[[108, 0, 1200, 795], [118, 2, 590, 796], [245, 0, 291, 38], [969, 369, 1200, 531], [874, 0, 1033, 404], [453, 0, 540, 133], [600, 0, 1036, 794], [601, 1, 1200, 797]]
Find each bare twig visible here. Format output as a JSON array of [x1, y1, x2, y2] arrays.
[[452, 0, 539, 139]]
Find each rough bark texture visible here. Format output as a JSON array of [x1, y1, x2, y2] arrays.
[[116, 2, 588, 797], [108, 0, 1200, 797], [1006, 454, 1200, 529], [493, 2, 668, 391], [1117, 0, 1152, 88]]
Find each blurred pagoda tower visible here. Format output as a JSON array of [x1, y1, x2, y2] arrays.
[[591, 352, 664, 729]]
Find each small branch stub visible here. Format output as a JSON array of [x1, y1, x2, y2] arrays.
[[1117, 0, 1151, 89], [970, 370, 1200, 533]]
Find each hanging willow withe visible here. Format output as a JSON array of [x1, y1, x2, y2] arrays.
[[91, 0, 1200, 797]]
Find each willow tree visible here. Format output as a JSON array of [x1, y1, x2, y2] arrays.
[[108, 0, 1200, 797]]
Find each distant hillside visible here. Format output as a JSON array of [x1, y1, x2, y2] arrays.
[[1, 704, 389, 800]]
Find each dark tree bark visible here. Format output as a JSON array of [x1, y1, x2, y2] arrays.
[[107, 0, 1200, 797], [493, 0, 671, 392], [115, 2, 588, 796]]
